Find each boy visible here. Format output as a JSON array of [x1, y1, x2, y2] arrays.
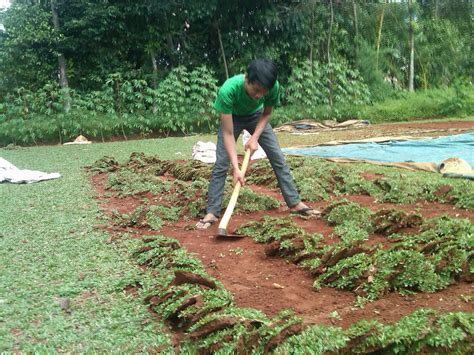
[[197, 59, 319, 229]]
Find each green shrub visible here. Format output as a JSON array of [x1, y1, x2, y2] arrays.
[[284, 59, 372, 120], [361, 86, 474, 123], [0, 66, 219, 145]]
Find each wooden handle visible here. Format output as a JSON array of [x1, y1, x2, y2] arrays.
[[218, 149, 251, 231]]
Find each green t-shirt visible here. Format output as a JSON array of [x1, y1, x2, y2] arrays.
[[213, 74, 280, 116]]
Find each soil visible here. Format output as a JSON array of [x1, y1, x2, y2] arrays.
[[277, 119, 474, 147], [91, 120, 473, 331]]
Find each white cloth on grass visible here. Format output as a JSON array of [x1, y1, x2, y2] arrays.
[[0, 157, 61, 184]]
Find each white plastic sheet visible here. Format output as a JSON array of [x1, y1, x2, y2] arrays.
[[0, 157, 61, 184]]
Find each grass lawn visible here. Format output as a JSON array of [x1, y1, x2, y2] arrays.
[[0, 117, 472, 351], [0, 136, 209, 352]]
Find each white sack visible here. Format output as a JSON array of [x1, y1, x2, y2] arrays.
[[192, 141, 216, 163], [242, 130, 267, 160]]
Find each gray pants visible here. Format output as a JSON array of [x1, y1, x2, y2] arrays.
[[206, 110, 301, 217]]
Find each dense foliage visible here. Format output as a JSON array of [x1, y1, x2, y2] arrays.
[[0, 66, 219, 144], [0, 0, 472, 144]]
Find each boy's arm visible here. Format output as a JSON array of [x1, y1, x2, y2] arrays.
[[220, 113, 245, 186], [244, 106, 273, 154]]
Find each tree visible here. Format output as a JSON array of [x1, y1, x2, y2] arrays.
[[0, 0, 471, 98], [408, 0, 415, 92], [327, 0, 334, 65], [50, 0, 70, 112], [0, 1, 56, 93], [417, 18, 468, 88], [216, 24, 228, 79], [352, 0, 359, 60], [375, 3, 385, 72]]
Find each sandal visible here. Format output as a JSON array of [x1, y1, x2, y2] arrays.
[[290, 207, 321, 217], [196, 217, 217, 230]]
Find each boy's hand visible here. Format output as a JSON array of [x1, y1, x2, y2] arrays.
[[244, 137, 259, 157], [232, 168, 245, 186]]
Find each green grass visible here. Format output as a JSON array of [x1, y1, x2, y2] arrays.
[[0, 137, 205, 352], [1, 128, 472, 351]]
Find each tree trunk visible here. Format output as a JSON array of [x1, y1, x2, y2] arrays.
[[408, 0, 415, 92], [327, 0, 334, 109], [309, 0, 315, 67], [352, 0, 359, 61], [51, 0, 70, 113], [419, 59, 428, 90], [327, 0, 334, 65], [375, 5, 385, 72], [167, 34, 175, 64], [113, 77, 126, 140], [216, 24, 229, 79], [151, 53, 158, 114]]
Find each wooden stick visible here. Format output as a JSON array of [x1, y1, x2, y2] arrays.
[[218, 149, 251, 234]]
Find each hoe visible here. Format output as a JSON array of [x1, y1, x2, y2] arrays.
[[217, 148, 251, 239]]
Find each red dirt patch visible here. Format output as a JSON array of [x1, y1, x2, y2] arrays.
[[91, 174, 473, 329], [361, 172, 385, 181], [377, 120, 474, 131], [90, 120, 474, 332]]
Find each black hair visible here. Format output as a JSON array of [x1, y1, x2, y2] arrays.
[[246, 59, 278, 89]]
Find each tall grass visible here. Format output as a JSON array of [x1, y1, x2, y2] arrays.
[[272, 86, 473, 124], [361, 86, 474, 123]]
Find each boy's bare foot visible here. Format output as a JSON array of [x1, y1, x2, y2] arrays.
[[196, 213, 218, 230], [290, 202, 321, 217]]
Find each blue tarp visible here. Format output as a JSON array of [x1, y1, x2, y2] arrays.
[[283, 132, 474, 166]]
